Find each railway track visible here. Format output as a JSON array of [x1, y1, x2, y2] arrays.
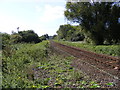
[[50, 41, 120, 78]]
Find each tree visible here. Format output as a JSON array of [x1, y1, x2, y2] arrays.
[[39, 34, 49, 41], [52, 35, 57, 40], [105, 5, 120, 44], [57, 24, 84, 41], [10, 34, 22, 43], [56, 25, 69, 40], [1, 33, 11, 48], [18, 30, 41, 43], [64, 2, 120, 45]]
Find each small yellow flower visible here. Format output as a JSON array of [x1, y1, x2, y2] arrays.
[[56, 78, 59, 81], [32, 85, 36, 88], [18, 77, 21, 79]]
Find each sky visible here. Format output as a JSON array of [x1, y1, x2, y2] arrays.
[[1, 0, 119, 36], [0, 0, 67, 36]]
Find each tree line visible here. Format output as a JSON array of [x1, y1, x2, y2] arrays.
[[1, 30, 49, 49], [57, 1, 120, 45], [1, 2, 120, 47]]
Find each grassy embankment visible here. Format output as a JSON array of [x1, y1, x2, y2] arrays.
[[2, 40, 114, 88], [55, 40, 120, 57]]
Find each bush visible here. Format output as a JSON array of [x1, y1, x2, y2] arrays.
[[2, 41, 49, 88], [18, 30, 41, 43]]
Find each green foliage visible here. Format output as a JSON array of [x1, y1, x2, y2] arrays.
[[34, 53, 101, 88], [52, 35, 57, 40], [2, 41, 49, 88], [39, 34, 49, 41], [2, 40, 103, 88], [64, 2, 120, 45], [1, 33, 11, 48], [57, 24, 84, 41], [10, 34, 22, 43], [106, 82, 114, 86], [1, 30, 41, 51], [18, 30, 41, 43]]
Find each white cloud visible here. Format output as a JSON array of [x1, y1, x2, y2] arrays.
[[0, 3, 66, 36], [39, 5, 65, 23], [35, 6, 42, 12], [34, 4, 66, 36]]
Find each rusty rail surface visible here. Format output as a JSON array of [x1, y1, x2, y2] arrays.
[[50, 41, 120, 73]]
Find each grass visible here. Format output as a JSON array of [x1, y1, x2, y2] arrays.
[[2, 40, 113, 88], [54, 40, 120, 57]]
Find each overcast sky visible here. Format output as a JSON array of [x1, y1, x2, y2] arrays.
[[0, 0, 67, 36]]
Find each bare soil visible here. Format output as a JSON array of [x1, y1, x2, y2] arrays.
[[50, 41, 120, 88]]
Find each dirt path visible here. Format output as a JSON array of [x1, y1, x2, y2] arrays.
[[50, 41, 120, 88], [72, 58, 119, 88]]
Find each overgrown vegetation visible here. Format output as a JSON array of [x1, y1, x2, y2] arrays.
[[11, 30, 41, 43], [1, 30, 51, 51], [33, 53, 101, 88], [63, 2, 120, 45], [1, 1, 119, 88], [56, 24, 84, 41], [2, 41, 49, 88], [39, 34, 49, 41], [2, 40, 109, 88], [55, 40, 120, 57]]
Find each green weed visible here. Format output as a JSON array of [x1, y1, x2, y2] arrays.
[[2, 40, 102, 88]]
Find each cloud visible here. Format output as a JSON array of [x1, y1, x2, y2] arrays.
[[0, 3, 66, 36], [35, 6, 42, 12], [39, 5, 65, 23]]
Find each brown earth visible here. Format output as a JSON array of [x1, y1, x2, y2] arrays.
[[50, 41, 120, 88]]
